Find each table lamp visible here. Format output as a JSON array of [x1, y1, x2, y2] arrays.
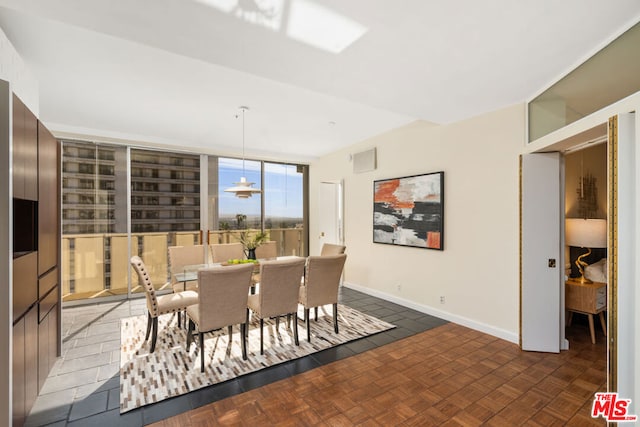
[[565, 218, 607, 284]]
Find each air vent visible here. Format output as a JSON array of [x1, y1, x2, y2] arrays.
[[352, 148, 376, 173]]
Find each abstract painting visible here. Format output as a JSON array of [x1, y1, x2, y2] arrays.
[[373, 172, 444, 250]]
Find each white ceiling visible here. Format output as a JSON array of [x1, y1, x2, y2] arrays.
[[0, 0, 639, 162]]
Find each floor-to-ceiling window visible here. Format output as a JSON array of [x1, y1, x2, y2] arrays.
[[62, 143, 307, 303], [208, 157, 307, 256], [61, 141, 128, 302], [263, 162, 305, 256], [129, 149, 201, 293]]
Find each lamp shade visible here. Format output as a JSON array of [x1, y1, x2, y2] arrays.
[[565, 218, 607, 248]]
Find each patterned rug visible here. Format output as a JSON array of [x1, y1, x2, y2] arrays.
[[119, 304, 394, 412]]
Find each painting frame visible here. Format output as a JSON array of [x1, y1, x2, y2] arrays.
[[373, 171, 444, 250]]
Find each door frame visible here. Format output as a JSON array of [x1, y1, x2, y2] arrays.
[[523, 91, 640, 401]]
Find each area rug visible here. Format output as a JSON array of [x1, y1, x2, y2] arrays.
[[119, 304, 394, 412]]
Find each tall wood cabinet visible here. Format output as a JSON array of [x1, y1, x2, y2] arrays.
[[12, 94, 60, 427]]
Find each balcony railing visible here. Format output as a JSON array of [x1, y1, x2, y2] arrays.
[[61, 228, 305, 303]]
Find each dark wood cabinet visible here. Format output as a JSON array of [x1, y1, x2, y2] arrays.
[[38, 123, 58, 275], [12, 307, 38, 427], [24, 107, 38, 200], [12, 95, 38, 201], [12, 94, 24, 200], [11, 93, 61, 426], [13, 252, 37, 321], [38, 303, 58, 391], [12, 318, 25, 427], [24, 308, 38, 417]]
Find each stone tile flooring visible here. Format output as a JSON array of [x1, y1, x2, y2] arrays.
[[25, 287, 447, 426]]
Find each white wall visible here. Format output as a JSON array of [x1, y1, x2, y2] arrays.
[[0, 26, 38, 114], [310, 104, 524, 342]]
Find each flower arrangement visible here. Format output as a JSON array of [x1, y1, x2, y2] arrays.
[[239, 231, 268, 250]]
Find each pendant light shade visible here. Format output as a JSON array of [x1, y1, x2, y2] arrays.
[[224, 106, 261, 198]]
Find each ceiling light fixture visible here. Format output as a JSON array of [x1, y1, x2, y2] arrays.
[[224, 106, 261, 198]]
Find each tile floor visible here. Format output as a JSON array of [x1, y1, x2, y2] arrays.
[[25, 287, 448, 426]]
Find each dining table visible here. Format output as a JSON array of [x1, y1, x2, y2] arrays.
[[173, 255, 305, 290]]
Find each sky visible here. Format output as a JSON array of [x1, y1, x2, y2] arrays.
[[217, 158, 303, 219]]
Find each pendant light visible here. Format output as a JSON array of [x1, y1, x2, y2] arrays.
[[224, 106, 261, 198]]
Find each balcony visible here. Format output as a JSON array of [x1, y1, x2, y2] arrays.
[[61, 228, 305, 303]]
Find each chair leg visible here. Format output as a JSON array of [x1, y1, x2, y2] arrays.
[[305, 308, 311, 342], [333, 303, 339, 334], [200, 330, 205, 373], [144, 312, 152, 341], [260, 318, 264, 355], [150, 317, 158, 353], [177, 310, 181, 328], [228, 325, 233, 340], [287, 313, 291, 329], [186, 318, 194, 350], [314, 307, 318, 321], [241, 323, 247, 360], [245, 309, 250, 338], [293, 312, 299, 346]]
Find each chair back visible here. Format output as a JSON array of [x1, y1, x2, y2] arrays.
[[303, 254, 347, 307], [258, 257, 306, 318], [197, 263, 254, 332], [168, 245, 205, 285], [209, 242, 244, 263], [130, 256, 159, 317], [255, 241, 277, 259], [320, 243, 346, 256]]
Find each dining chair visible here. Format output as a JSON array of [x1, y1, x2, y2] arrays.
[[247, 257, 306, 354], [130, 256, 199, 353], [168, 244, 205, 292], [320, 243, 346, 256], [186, 263, 255, 372], [255, 241, 277, 259], [209, 242, 244, 263], [298, 254, 347, 342]]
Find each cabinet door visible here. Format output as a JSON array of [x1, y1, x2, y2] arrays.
[[48, 306, 59, 370], [24, 106, 38, 201], [25, 308, 39, 414], [12, 94, 25, 199], [12, 318, 25, 427], [38, 123, 58, 275]]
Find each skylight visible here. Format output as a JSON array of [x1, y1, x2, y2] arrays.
[[194, 0, 367, 54], [286, 0, 367, 53]]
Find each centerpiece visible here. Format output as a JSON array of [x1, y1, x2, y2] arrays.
[[239, 231, 268, 260]]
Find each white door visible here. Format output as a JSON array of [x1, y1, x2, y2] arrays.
[[521, 153, 562, 352], [317, 181, 343, 254]]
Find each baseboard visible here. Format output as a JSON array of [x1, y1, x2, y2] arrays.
[[343, 281, 519, 344]]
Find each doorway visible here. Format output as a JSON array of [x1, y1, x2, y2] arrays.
[[563, 140, 608, 357], [521, 111, 637, 398], [317, 181, 343, 255]]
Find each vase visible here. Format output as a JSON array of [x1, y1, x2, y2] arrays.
[[247, 248, 256, 260]]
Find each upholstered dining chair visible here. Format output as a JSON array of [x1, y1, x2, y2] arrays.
[[298, 254, 347, 342], [168, 245, 205, 292], [320, 243, 346, 256], [209, 242, 244, 263], [130, 256, 198, 353], [247, 257, 306, 354], [186, 263, 254, 372], [255, 241, 277, 259]]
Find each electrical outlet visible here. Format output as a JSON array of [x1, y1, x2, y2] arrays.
[[396, 283, 401, 291], [440, 296, 445, 304]]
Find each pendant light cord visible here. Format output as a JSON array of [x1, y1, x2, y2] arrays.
[[242, 107, 246, 177]]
